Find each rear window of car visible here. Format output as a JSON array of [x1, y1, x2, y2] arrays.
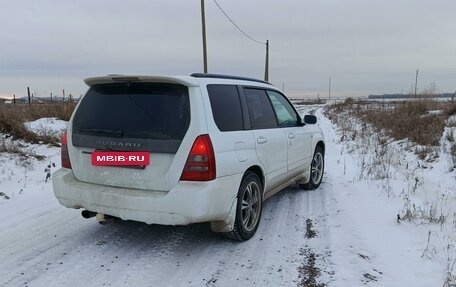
[[72, 82, 190, 152], [207, 84, 244, 131]]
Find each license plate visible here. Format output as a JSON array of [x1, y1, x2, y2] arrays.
[[91, 151, 150, 166]]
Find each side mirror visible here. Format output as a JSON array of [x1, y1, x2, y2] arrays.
[[304, 115, 317, 124]]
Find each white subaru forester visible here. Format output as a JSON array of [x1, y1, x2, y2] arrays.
[[52, 73, 325, 241]]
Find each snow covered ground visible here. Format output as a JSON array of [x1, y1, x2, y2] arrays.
[[0, 110, 454, 287], [23, 118, 67, 139]]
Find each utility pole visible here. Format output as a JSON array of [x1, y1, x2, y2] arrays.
[[415, 69, 419, 96], [201, 0, 208, 73], [282, 82, 285, 92], [264, 40, 269, 82], [63, 89, 65, 101], [27, 87, 31, 105], [329, 77, 331, 100], [13, 94, 16, 105]]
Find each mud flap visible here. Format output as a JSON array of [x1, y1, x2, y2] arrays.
[[210, 196, 237, 233]]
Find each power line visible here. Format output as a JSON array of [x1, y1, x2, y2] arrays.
[[212, 0, 266, 45]]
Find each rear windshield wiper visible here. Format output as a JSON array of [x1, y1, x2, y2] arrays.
[[129, 131, 173, 139], [79, 128, 123, 137]]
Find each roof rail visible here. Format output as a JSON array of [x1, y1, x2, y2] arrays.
[[190, 73, 271, 85]]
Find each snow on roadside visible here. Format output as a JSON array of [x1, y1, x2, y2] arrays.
[[1, 117, 66, 200], [318, 106, 456, 287], [23, 117, 67, 138], [0, 144, 60, 200]]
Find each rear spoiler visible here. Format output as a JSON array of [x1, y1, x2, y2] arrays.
[[84, 75, 198, 87]]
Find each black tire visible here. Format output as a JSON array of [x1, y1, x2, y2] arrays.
[[224, 172, 263, 241], [300, 146, 324, 190]]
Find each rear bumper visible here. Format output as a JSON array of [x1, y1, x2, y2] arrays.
[[52, 168, 240, 227]]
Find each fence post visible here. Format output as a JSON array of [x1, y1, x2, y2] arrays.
[[27, 87, 31, 105]]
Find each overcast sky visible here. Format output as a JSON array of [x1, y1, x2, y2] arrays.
[[1, 0, 455, 98]]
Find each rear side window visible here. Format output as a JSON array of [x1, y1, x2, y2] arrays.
[[266, 90, 299, 127], [207, 85, 243, 131], [72, 82, 190, 153], [244, 88, 278, 129]]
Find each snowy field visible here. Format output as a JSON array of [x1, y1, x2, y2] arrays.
[[0, 106, 454, 287]]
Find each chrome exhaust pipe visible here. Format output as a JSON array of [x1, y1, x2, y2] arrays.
[[81, 210, 97, 219]]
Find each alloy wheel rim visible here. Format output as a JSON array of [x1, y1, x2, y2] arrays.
[[311, 153, 323, 184], [241, 181, 261, 232]]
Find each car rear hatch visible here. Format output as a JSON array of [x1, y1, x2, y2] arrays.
[[69, 79, 192, 191]]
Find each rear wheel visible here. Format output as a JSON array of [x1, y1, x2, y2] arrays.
[[224, 172, 263, 241], [300, 146, 324, 190]]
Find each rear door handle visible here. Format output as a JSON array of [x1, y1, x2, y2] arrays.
[[257, 136, 267, 144], [288, 133, 296, 139]]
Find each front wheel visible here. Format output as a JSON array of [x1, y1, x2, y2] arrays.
[[224, 172, 263, 241], [300, 146, 324, 190]]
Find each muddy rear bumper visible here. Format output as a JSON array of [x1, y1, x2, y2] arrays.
[[52, 168, 239, 229]]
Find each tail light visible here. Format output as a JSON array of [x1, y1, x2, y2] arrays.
[[61, 130, 72, 169], [180, 134, 216, 181]]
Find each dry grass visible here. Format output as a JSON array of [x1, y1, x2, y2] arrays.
[[327, 99, 456, 148], [0, 102, 76, 145]]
